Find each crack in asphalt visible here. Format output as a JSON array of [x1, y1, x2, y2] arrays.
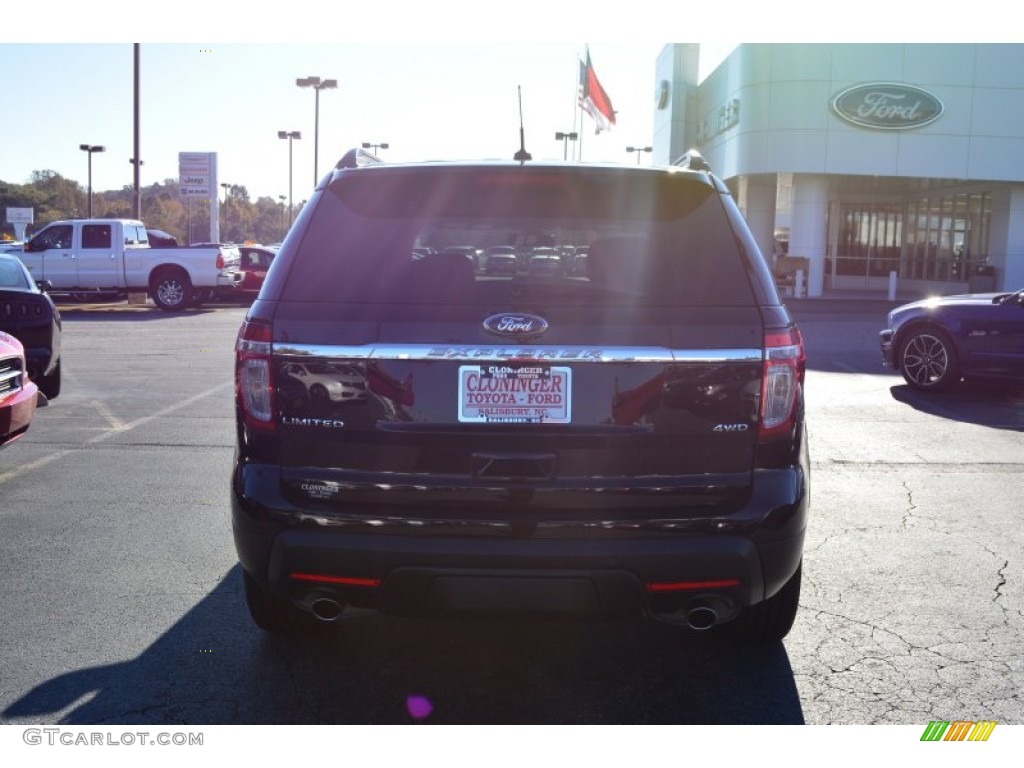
[[901, 480, 917, 529]]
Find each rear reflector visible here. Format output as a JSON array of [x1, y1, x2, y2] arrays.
[[290, 573, 381, 588], [646, 579, 741, 593]]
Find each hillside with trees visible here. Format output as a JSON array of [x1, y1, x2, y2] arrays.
[[1, 171, 295, 245]]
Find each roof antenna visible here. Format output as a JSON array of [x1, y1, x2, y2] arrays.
[[513, 85, 532, 162]]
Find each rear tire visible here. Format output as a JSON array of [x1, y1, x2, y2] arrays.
[[150, 269, 193, 312], [37, 360, 61, 400], [735, 563, 802, 644]]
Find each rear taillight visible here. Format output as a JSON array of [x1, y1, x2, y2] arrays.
[[759, 327, 805, 439], [216, 252, 225, 270], [236, 318, 275, 432]]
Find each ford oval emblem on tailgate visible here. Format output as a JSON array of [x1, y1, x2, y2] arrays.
[[483, 312, 549, 339]]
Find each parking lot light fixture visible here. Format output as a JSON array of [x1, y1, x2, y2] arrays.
[[79, 144, 106, 217], [278, 130, 302, 226], [361, 142, 389, 155], [296, 76, 337, 186], [555, 131, 578, 161], [626, 145, 653, 165]]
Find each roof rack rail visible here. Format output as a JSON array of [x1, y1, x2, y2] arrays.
[[336, 147, 385, 170], [677, 149, 711, 172]]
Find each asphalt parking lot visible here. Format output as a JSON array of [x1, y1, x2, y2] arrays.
[[0, 297, 1021, 727]]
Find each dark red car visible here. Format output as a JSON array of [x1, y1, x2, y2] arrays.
[[236, 246, 278, 297], [0, 331, 38, 449]]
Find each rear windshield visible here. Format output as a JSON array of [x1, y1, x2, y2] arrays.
[[0, 258, 31, 289], [281, 166, 754, 307]]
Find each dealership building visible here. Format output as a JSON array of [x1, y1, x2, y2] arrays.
[[653, 43, 1024, 297]]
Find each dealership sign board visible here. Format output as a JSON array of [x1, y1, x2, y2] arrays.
[[5, 207, 34, 224], [178, 152, 217, 199], [831, 83, 943, 130]]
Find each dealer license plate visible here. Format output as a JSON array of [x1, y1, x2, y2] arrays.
[[458, 365, 572, 423]]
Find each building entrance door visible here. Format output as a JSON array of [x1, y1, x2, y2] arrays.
[[830, 203, 903, 290]]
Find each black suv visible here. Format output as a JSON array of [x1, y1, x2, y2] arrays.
[[232, 149, 808, 643]]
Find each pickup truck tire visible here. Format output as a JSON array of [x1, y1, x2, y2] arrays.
[[38, 360, 61, 399], [150, 269, 193, 312]]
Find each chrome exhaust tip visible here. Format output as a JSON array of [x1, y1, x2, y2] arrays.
[[310, 597, 344, 622], [685, 605, 718, 631]]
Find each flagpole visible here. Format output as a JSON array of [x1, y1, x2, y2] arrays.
[[578, 46, 586, 162], [573, 54, 581, 163]]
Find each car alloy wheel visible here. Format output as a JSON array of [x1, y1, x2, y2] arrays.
[[900, 330, 959, 391]]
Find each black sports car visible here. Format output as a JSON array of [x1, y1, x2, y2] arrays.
[[0, 253, 62, 399], [880, 288, 1024, 391]]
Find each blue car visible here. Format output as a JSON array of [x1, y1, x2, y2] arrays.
[[880, 288, 1024, 391]]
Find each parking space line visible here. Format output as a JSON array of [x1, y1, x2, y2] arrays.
[[0, 450, 73, 486], [91, 400, 128, 431], [82, 381, 234, 446], [0, 381, 234, 487]]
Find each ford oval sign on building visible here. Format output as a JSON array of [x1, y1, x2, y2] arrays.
[[831, 83, 943, 130]]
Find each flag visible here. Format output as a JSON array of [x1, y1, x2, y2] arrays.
[[578, 47, 616, 133]]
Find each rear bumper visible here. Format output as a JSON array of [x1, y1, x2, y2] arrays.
[[231, 461, 808, 621]]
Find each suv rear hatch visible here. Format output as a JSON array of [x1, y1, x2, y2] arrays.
[[239, 165, 787, 524]]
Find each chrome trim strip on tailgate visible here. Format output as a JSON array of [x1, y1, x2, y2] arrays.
[[273, 343, 763, 364]]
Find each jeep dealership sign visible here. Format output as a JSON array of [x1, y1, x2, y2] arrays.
[[831, 83, 943, 130]]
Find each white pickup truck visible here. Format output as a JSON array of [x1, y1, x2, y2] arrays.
[[14, 218, 240, 311]]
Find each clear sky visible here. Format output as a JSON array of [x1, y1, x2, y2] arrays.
[[0, 0, 1008, 206], [0, 42, 680, 203]]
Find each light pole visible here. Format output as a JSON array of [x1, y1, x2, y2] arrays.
[[278, 195, 287, 240], [361, 141, 389, 155], [626, 146, 653, 165], [555, 131, 578, 161], [220, 182, 232, 241], [296, 76, 337, 186], [79, 144, 105, 217], [129, 158, 144, 222], [278, 131, 301, 226]]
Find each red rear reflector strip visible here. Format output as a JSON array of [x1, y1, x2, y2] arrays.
[[289, 572, 381, 588], [646, 579, 740, 593]]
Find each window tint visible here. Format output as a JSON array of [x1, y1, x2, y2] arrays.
[[32, 225, 73, 250], [82, 224, 112, 249], [282, 167, 754, 307]]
